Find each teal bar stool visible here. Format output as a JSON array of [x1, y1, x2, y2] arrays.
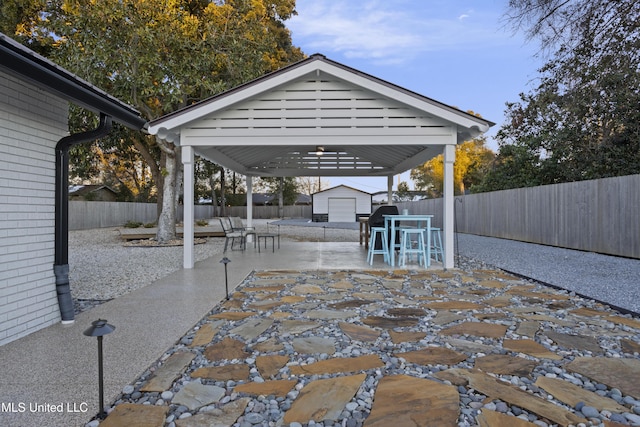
[[430, 227, 444, 263], [399, 228, 429, 268], [367, 227, 389, 265]]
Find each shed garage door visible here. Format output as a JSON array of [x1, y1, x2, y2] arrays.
[[328, 198, 356, 222]]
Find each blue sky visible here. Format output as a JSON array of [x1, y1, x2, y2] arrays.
[[287, 0, 544, 193]]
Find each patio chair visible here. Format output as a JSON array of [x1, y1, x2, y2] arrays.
[[219, 217, 246, 251], [229, 216, 257, 246]]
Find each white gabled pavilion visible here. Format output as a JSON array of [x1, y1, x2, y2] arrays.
[[147, 54, 493, 269]]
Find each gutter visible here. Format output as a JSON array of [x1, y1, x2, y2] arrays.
[[54, 113, 113, 323], [0, 34, 146, 131]]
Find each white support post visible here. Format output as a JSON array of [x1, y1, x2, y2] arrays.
[[443, 142, 456, 269], [246, 176, 253, 242], [387, 175, 393, 205], [182, 145, 195, 268]]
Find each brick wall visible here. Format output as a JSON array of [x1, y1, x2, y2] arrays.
[[0, 71, 68, 345]]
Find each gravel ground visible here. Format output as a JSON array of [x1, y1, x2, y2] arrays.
[[68, 220, 364, 312], [455, 234, 640, 315]]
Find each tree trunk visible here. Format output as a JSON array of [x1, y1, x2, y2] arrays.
[[156, 140, 177, 243], [278, 177, 284, 218], [132, 135, 162, 217], [210, 175, 218, 217], [219, 168, 226, 217]]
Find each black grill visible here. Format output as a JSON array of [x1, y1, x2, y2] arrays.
[[367, 205, 399, 249]]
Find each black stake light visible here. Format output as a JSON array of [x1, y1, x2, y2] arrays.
[[83, 319, 115, 419], [220, 257, 231, 299]]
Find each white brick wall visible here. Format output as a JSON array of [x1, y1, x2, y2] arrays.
[[0, 71, 69, 345]]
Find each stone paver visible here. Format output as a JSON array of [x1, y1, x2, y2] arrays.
[[543, 330, 602, 354], [436, 369, 586, 426], [204, 337, 250, 361], [140, 351, 195, 392], [104, 268, 640, 427], [229, 318, 274, 341], [503, 339, 563, 360], [365, 375, 459, 427], [388, 330, 425, 344], [172, 382, 226, 410], [289, 354, 383, 376], [534, 376, 628, 412], [191, 364, 250, 381], [100, 403, 167, 427], [440, 322, 508, 339], [474, 354, 537, 377], [278, 319, 320, 335], [339, 322, 381, 342], [283, 374, 366, 424], [566, 357, 640, 399], [174, 398, 250, 427], [362, 315, 420, 328], [292, 336, 336, 354], [189, 320, 224, 347], [395, 347, 468, 366], [255, 354, 289, 378]]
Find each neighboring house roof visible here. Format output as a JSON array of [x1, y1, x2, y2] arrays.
[[68, 185, 118, 197], [313, 184, 372, 196], [0, 33, 146, 130], [252, 193, 312, 205]]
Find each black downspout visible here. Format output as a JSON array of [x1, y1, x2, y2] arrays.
[[54, 113, 112, 323]]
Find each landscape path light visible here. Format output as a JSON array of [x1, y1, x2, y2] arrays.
[[83, 319, 115, 419], [220, 257, 231, 299]]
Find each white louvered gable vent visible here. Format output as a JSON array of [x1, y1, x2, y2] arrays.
[[192, 75, 445, 137]]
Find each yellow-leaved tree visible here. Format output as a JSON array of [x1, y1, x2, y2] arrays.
[[410, 138, 495, 197]]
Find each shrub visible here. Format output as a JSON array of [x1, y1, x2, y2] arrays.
[[123, 220, 142, 228]]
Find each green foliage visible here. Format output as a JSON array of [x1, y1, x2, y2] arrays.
[[485, 0, 640, 190], [196, 219, 208, 227], [123, 220, 143, 228], [225, 193, 247, 206], [395, 181, 413, 202], [6, 0, 304, 236], [259, 177, 299, 205]]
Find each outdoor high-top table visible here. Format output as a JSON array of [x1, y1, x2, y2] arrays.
[[383, 214, 433, 267]]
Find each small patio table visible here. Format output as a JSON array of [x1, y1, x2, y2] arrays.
[[383, 214, 433, 267], [257, 233, 276, 253]]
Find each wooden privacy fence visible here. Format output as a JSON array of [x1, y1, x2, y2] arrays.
[[69, 201, 311, 230], [396, 174, 640, 259]]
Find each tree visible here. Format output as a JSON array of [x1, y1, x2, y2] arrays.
[[12, 0, 303, 242], [489, 0, 640, 188], [410, 138, 495, 197], [258, 177, 299, 206], [395, 181, 413, 202], [297, 176, 330, 195]]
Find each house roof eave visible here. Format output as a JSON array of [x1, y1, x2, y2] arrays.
[[0, 33, 146, 131]]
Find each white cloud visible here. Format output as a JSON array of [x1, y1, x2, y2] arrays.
[[289, 1, 507, 65]]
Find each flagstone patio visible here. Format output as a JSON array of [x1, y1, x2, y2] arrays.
[[98, 268, 640, 427]]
